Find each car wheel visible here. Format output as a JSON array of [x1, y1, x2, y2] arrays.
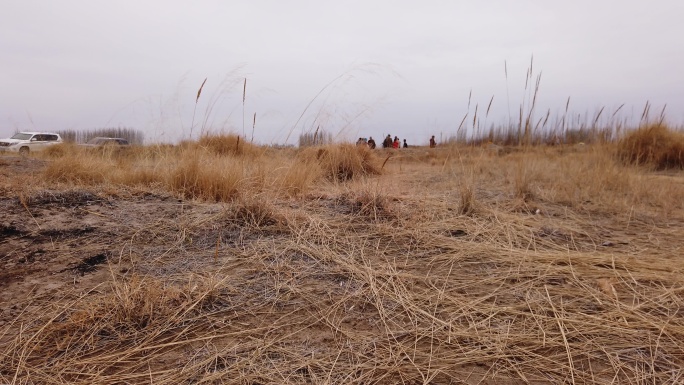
[[19, 147, 29, 156]]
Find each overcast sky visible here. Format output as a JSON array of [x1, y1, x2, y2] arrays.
[[2, 1, 683, 145]]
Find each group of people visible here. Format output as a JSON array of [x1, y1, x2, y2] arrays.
[[381, 135, 407, 149], [357, 135, 407, 149], [356, 135, 437, 149]]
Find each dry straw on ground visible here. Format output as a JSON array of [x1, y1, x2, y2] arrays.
[[1, 135, 683, 384]]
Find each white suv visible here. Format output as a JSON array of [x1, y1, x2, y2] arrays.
[[0, 132, 63, 155]]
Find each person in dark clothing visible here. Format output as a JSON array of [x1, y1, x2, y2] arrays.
[[429, 135, 437, 148], [403, 139, 408, 148], [367, 137, 376, 149], [382, 135, 393, 148]]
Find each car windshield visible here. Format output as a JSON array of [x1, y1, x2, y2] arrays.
[[10, 133, 33, 140]]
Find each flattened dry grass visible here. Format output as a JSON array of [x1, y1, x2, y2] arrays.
[[2, 191, 684, 384], [1, 140, 684, 384]]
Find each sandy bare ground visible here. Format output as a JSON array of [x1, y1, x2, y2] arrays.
[[1, 149, 683, 384]]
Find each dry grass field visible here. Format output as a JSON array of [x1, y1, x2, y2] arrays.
[[1, 128, 684, 384]]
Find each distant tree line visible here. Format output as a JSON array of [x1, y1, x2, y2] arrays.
[[56, 127, 144, 144]]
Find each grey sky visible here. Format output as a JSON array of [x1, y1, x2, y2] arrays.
[[2, 1, 683, 145]]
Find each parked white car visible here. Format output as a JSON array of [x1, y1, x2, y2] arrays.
[[0, 132, 63, 155]]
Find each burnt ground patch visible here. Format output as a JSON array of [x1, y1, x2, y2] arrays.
[[17, 249, 46, 264], [0, 223, 24, 238], [0, 266, 41, 287], [36, 226, 97, 240], [66, 252, 110, 275], [25, 190, 102, 207]]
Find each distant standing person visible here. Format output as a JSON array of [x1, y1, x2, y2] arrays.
[[403, 139, 408, 148], [383, 134, 392, 148], [367, 137, 376, 149], [392, 136, 400, 149], [429, 135, 436, 148]]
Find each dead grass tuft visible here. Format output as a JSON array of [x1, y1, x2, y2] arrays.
[[458, 184, 475, 215], [229, 197, 283, 228], [43, 154, 111, 184], [617, 124, 684, 169], [41, 143, 72, 158], [278, 157, 322, 196], [197, 134, 259, 157], [168, 151, 243, 201], [512, 158, 539, 201], [338, 187, 397, 221], [299, 144, 382, 182]]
